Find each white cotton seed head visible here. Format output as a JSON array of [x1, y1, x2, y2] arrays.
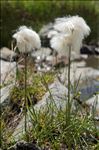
[[50, 15, 91, 56], [47, 30, 58, 38], [13, 26, 41, 53], [54, 19, 74, 34], [54, 15, 90, 38], [50, 33, 72, 56]]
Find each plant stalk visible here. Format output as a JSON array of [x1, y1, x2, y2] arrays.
[[24, 54, 28, 140], [66, 45, 71, 125]]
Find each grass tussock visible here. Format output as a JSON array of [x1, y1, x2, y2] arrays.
[[0, 64, 55, 147], [23, 104, 99, 149]]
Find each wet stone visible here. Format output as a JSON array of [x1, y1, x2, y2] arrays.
[[8, 141, 40, 150]]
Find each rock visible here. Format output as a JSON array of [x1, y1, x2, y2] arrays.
[[46, 55, 69, 67], [31, 47, 53, 72], [36, 64, 52, 72], [0, 84, 14, 104], [85, 94, 99, 118], [46, 55, 54, 62], [85, 55, 99, 69], [80, 44, 99, 55], [0, 47, 19, 61], [39, 23, 53, 38], [31, 47, 52, 60], [35, 80, 69, 110], [12, 81, 71, 140], [80, 81, 99, 100], [8, 140, 40, 150], [0, 60, 17, 85], [59, 61, 99, 86], [85, 95, 99, 129], [95, 47, 99, 54], [12, 59, 99, 140], [39, 23, 53, 47], [58, 60, 99, 117], [0, 58, 21, 105]]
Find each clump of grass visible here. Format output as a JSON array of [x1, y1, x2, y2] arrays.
[[2, 69, 99, 150], [0, 64, 55, 149], [23, 103, 98, 149], [0, 116, 15, 149], [20, 45, 99, 149], [1, 48, 99, 149], [18, 55, 98, 149]]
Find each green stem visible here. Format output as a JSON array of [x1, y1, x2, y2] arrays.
[[66, 45, 71, 125], [24, 54, 27, 139], [68, 45, 71, 106]]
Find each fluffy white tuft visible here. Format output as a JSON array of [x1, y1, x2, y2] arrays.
[[50, 15, 91, 57], [48, 30, 58, 38], [13, 26, 41, 53], [54, 16, 90, 36], [50, 33, 72, 56]]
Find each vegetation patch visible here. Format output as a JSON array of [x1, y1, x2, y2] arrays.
[[22, 106, 99, 149], [0, 69, 55, 149]]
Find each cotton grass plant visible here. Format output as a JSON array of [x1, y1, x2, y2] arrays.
[[1, 17, 99, 149], [12, 25, 41, 140], [24, 16, 99, 149], [27, 72, 99, 149], [50, 15, 91, 58], [12, 17, 99, 149], [25, 92, 98, 149]]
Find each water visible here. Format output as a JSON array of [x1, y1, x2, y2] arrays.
[[80, 80, 99, 101]]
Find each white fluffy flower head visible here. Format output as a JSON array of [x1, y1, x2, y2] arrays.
[[50, 15, 91, 56], [13, 26, 41, 53]]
